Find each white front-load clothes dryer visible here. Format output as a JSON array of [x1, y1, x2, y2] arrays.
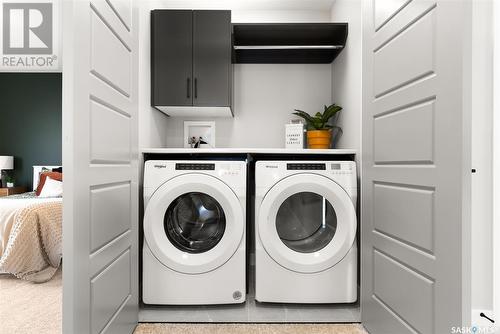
[[143, 160, 246, 305], [255, 161, 357, 303]]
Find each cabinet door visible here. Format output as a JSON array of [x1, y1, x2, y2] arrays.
[[151, 10, 193, 107], [193, 10, 232, 107]]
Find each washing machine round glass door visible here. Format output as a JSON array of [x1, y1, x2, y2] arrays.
[[258, 173, 356, 274], [144, 174, 244, 274], [164, 192, 226, 254]]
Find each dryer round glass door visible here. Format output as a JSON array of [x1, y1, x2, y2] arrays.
[[276, 192, 337, 253], [144, 174, 244, 274], [258, 174, 356, 274]]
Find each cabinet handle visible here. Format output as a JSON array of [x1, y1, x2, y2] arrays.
[[187, 78, 191, 99], [194, 78, 198, 99]]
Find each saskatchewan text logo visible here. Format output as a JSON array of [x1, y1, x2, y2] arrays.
[[451, 326, 498, 334]]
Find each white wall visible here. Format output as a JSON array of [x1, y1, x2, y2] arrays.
[[471, 0, 494, 313], [232, 9, 330, 23], [164, 64, 332, 148], [330, 0, 362, 156], [138, 1, 170, 148]]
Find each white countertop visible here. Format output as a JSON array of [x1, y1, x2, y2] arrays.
[[141, 148, 357, 155]]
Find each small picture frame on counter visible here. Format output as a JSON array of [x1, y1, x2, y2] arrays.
[[285, 120, 305, 149], [184, 121, 216, 148]]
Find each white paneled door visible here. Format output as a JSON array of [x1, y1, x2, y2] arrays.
[[362, 0, 471, 333], [62, 0, 139, 333]]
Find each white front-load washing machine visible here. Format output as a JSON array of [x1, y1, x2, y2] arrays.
[[255, 161, 357, 303], [143, 160, 246, 305]]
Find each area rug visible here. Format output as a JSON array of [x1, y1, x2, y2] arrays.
[[135, 323, 367, 334]]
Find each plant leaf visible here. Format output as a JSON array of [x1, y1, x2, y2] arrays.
[[292, 109, 314, 122], [294, 105, 343, 130], [311, 119, 325, 130], [322, 104, 342, 122]]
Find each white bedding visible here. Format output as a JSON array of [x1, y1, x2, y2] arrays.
[[0, 193, 62, 258]]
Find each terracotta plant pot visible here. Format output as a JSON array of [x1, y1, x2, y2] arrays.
[[307, 130, 332, 149]]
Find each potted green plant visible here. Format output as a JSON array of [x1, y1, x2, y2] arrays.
[[5, 175, 14, 188], [293, 104, 343, 149]]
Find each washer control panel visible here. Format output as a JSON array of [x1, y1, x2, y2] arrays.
[[145, 160, 246, 191], [175, 163, 215, 170], [219, 163, 243, 177], [287, 163, 326, 170], [286, 162, 353, 174]]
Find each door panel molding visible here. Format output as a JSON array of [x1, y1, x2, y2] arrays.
[[373, 7, 436, 98], [63, 0, 139, 333], [374, 1, 437, 51], [90, 230, 132, 277], [374, 0, 411, 31], [372, 230, 436, 276], [106, 0, 132, 31], [90, 182, 132, 252], [373, 182, 435, 253], [91, 249, 132, 334], [373, 249, 435, 333], [373, 99, 435, 165]]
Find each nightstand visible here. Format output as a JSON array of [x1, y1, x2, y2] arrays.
[[0, 186, 27, 197]]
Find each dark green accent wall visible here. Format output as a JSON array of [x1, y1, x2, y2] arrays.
[[0, 73, 62, 190]]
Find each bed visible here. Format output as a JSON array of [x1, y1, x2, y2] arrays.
[[0, 166, 62, 283]]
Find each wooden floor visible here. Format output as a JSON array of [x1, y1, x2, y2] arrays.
[[134, 323, 367, 334]]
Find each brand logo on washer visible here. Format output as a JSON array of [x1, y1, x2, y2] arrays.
[[153, 164, 167, 169], [233, 291, 242, 300], [265, 165, 278, 169]]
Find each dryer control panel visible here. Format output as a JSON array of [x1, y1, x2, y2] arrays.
[[287, 163, 326, 170], [286, 162, 353, 173], [256, 160, 356, 196], [329, 162, 354, 175]]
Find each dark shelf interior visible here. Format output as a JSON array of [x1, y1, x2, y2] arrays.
[[232, 23, 348, 64]]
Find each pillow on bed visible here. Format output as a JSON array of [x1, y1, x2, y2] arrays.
[[38, 177, 63, 198], [36, 172, 63, 196]]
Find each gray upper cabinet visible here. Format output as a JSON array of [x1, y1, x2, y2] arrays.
[[193, 11, 232, 107], [151, 10, 193, 107], [151, 10, 233, 117]]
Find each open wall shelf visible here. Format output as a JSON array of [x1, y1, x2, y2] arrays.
[[232, 23, 348, 64]]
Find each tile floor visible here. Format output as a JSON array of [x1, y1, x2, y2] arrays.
[[140, 299, 360, 323], [140, 268, 360, 323]]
